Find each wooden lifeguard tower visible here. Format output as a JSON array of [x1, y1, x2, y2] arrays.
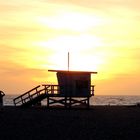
[[46, 70, 97, 108], [13, 53, 97, 108], [13, 70, 97, 108]]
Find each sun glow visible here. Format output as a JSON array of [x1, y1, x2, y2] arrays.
[[37, 11, 103, 32], [36, 34, 103, 50], [45, 50, 105, 72], [35, 34, 105, 71], [34, 10, 106, 73]]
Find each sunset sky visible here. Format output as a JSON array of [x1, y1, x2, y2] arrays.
[[0, 0, 140, 95]]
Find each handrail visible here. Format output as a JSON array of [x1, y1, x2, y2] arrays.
[[13, 85, 41, 106], [14, 85, 40, 100]]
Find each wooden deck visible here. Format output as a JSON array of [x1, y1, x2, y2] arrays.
[[13, 85, 95, 108]]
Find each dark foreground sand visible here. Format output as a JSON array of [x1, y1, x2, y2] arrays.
[[0, 106, 140, 140]]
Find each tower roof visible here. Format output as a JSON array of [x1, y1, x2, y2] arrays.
[[48, 70, 97, 74]]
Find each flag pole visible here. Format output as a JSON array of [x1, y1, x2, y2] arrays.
[[68, 52, 69, 71]]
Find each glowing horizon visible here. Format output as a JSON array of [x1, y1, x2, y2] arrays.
[[0, 0, 140, 95]]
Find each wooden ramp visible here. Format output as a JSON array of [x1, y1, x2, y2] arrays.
[[13, 85, 94, 108], [13, 85, 47, 107]]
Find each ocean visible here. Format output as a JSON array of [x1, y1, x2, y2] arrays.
[[3, 95, 140, 106]]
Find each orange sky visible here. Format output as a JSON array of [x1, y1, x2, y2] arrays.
[[0, 0, 140, 95]]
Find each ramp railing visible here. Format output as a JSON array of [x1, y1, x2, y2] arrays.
[[13, 85, 43, 106], [13, 85, 59, 106]]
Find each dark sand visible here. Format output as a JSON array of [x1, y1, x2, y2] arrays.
[[0, 106, 140, 140]]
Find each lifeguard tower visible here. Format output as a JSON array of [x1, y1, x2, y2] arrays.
[[13, 70, 97, 108], [13, 53, 97, 108], [46, 70, 97, 108]]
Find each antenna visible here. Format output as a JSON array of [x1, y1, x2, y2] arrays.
[[68, 52, 70, 71]]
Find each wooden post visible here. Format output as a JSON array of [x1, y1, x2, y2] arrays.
[[68, 52, 70, 71], [65, 96, 67, 108], [87, 97, 90, 109], [47, 96, 49, 108], [69, 97, 71, 108]]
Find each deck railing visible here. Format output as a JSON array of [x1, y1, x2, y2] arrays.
[[42, 84, 59, 94], [91, 85, 95, 96], [13, 85, 95, 106]]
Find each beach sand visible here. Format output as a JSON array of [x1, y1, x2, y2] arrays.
[[0, 106, 140, 140]]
